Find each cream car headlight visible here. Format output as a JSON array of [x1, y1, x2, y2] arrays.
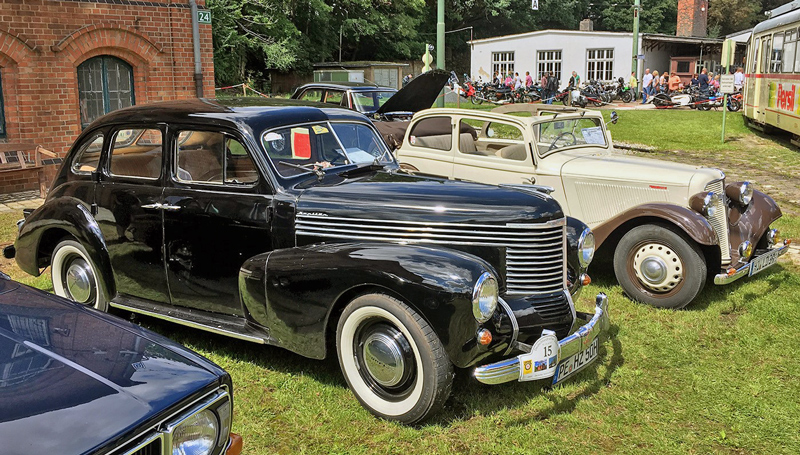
[[726, 181, 753, 206], [578, 228, 595, 268], [172, 409, 219, 455], [690, 191, 719, 218], [472, 272, 498, 323]]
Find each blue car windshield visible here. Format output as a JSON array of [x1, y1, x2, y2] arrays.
[[262, 121, 394, 178]]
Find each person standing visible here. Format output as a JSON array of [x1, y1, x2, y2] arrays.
[[541, 72, 549, 103], [514, 72, 524, 90], [733, 67, 745, 90], [546, 72, 558, 104], [402, 73, 413, 87], [630, 71, 638, 101], [642, 68, 652, 103], [668, 72, 681, 92], [525, 71, 533, 88], [690, 73, 699, 87], [492, 71, 501, 88], [698, 68, 709, 93]]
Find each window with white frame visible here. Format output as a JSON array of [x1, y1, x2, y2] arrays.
[[586, 49, 614, 81], [537, 50, 562, 81], [492, 52, 515, 78]]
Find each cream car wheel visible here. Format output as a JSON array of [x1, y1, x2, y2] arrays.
[[336, 294, 452, 424], [632, 242, 684, 292], [52, 239, 108, 312]]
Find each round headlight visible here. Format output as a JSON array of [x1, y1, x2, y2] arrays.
[[739, 182, 753, 206], [578, 228, 595, 268], [172, 409, 219, 455], [472, 273, 498, 323], [702, 192, 719, 218]]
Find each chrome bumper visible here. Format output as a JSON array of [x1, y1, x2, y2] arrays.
[[474, 293, 610, 385], [713, 242, 790, 285]]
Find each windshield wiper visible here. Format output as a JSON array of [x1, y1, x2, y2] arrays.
[[335, 159, 388, 178], [278, 161, 325, 181]]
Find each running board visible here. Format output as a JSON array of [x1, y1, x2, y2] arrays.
[[110, 296, 270, 344]]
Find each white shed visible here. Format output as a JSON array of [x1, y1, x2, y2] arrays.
[[468, 30, 642, 89]]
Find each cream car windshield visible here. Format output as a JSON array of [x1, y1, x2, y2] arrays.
[[262, 122, 393, 178], [534, 117, 607, 156]]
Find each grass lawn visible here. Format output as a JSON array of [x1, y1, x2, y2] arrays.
[[3, 108, 800, 454]]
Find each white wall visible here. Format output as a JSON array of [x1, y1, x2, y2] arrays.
[[469, 30, 641, 89]]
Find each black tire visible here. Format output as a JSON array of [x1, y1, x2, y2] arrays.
[[621, 90, 634, 103], [727, 99, 741, 112], [336, 294, 453, 424], [470, 95, 478, 105], [613, 224, 706, 309], [562, 96, 569, 106], [591, 98, 603, 107], [51, 239, 108, 311]]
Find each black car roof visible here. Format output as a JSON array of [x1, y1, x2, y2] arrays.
[[86, 98, 372, 132], [295, 82, 395, 91]]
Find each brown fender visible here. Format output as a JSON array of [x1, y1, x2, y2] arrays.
[[593, 203, 718, 249]]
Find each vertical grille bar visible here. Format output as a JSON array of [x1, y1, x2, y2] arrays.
[[704, 179, 731, 264], [505, 223, 566, 295]]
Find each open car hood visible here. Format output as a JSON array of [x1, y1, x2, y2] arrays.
[[375, 69, 450, 115]]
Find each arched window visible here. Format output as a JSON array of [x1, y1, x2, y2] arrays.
[[0, 71, 6, 138], [78, 56, 135, 128]]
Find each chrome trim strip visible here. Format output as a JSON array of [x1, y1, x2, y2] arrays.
[[564, 289, 577, 332], [295, 230, 564, 248], [297, 213, 567, 229], [121, 432, 162, 455], [498, 297, 518, 356], [109, 302, 267, 344], [713, 244, 789, 285]]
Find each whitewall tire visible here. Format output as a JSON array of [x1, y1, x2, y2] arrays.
[[51, 239, 108, 312]]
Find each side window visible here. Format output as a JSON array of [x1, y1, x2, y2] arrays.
[[176, 130, 258, 185], [771, 33, 784, 73], [299, 89, 322, 102], [751, 37, 760, 74], [109, 128, 162, 179], [459, 118, 526, 161], [408, 117, 453, 151], [324, 90, 344, 105], [71, 133, 104, 174], [784, 29, 797, 73]]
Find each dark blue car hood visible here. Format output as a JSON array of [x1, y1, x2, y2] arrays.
[[0, 280, 223, 455]]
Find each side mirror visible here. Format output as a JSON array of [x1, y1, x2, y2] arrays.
[[610, 111, 619, 124], [486, 127, 495, 138]]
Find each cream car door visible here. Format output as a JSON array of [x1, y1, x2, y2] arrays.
[[396, 115, 455, 178], [452, 118, 535, 185]]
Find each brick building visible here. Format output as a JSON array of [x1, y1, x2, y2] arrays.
[[0, 0, 214, 194]]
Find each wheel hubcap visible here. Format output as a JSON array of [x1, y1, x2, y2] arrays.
[[633, 243, 684, 292], [362, 331, 405, 387], [65, 259, 93, 304]]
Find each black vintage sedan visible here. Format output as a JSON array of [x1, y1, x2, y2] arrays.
[[7, 98, 609, 423], [0, 272, 242, 455]]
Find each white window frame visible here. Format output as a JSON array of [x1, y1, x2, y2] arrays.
[[586, 49, 614, 82], [492, 52, 515, 78], [537, 50, 562, 81]]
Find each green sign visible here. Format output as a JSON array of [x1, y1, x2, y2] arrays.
[[198, 10, 211, 24]]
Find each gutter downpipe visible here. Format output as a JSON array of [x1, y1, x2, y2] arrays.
[[189, 0, 203, 98]]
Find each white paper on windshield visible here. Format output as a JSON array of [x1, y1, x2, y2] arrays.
[[265, 132, 282, 142], [581, 127, 605, 145], [344, 148, 375, 163]]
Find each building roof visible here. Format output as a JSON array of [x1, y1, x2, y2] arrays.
[[641, 33, 724, 44], [467, 29, 633, 45], [313, 61, 410, 69]]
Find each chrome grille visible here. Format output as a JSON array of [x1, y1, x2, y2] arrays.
[[704, 179, 731, 264], [295, 214, 567, 296]]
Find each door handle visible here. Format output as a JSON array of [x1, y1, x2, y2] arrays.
[[141, 203, 162, 210], [524, 176, 536, 184], [161, 204, 182, 211]]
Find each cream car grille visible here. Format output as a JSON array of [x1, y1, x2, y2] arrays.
[[295, 214, 567, 296], [704, 179, 731, 264]]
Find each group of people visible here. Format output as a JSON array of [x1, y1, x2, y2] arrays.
[[639, 66, 745, 103], [491, 70, 535, 91], [490, 69, 582, 104]]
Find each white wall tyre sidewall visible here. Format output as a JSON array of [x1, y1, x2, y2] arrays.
[[52, 241, 106, 312], [338, 305, 425, 418]]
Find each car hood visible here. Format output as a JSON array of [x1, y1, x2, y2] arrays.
[[295, 170, 564, 225], [0, 281, 222, 454], [375, 69, 451, 115], [559, 151, 724, 190]]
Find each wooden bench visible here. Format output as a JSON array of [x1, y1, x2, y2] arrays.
[[0, 143, 58, 197]]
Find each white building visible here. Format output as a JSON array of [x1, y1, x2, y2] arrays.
[[468, 30, 640, 88]]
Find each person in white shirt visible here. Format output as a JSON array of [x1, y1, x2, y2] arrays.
[[641, 68, 653, 104], [733, 67, 745, 90], [513, 72, 524, 90]]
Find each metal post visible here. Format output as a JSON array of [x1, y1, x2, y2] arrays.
[[189, 0, 203, 98], [722, 94, 728, 143], [436, 0, 445, 107], [632, 0, 641, 95]]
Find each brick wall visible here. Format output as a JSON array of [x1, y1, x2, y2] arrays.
[[0, 0, 214, 194], [676, 0, 708, 38]]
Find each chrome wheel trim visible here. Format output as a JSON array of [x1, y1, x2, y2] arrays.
[[339, 306, 423, 416], [52, 243, 100, 309], [362, 331, 406, 387], [65, 259, 93, 304], [633, 242, 684, 292]]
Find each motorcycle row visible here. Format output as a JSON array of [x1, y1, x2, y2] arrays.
[[450, 72, 742, 112]]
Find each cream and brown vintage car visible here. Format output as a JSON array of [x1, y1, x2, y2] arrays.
[[391, 105, 790, 309]]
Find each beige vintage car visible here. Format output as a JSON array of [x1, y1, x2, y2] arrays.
[[391, 105, 789, 309]]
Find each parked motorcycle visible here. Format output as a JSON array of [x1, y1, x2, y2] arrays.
[[727, 90, 743, 112]]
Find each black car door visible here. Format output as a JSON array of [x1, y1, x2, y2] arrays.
[[162, 128, 273, 316], [95, 126, 171, 303]]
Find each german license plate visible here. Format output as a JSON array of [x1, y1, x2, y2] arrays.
[[552, 338, 598, 385], [749, 248, 782, 277]]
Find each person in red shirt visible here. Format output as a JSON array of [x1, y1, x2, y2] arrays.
[[668, 72, 681, 92]]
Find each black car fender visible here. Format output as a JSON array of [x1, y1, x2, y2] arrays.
[[15, 197, 114, 298], [239, 242, 504, 368]]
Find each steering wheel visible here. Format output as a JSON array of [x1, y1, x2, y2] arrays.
[[547, 132, 577, 151]]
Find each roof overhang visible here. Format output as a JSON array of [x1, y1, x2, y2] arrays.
[[642, 33, 724, 45]]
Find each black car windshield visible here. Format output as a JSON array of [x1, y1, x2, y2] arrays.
[[262, 121, 394, 177], [351, 91, 396, 112]]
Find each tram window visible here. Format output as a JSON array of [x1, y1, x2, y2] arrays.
[[784, 30, 797, 73], [763, 38, 771, 73], [752, 37, 760, 73], [771, 34, 784, 73]]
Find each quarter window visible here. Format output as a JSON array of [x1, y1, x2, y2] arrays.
[[109, 128, 162, 179], [408, 117, 453, 151], [175, 131, 258, 185], [537, 50, 562, 81], [71, 133, 104, 174], [586, 49, 614, 81], [78, 56, 135, 128], [299, 89, 323, 103], [492, 52, 515, 77], [324, 90, 344, 105]]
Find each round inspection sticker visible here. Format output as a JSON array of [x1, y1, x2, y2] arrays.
[[410, 135, 416, 145]]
